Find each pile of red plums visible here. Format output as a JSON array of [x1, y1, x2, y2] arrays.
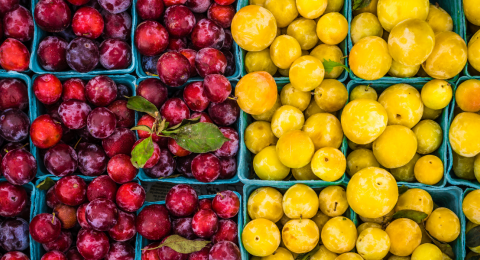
[[29, 175, 145, 260], [136, 0, 236, 86], [136, 77, 239, 182], [140, 184, 241, 260], [30, 74, 138, 181], [0, 0, 33, 71], [34, 0, 132, 72]]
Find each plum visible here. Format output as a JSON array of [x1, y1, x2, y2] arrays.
[[30, 115, 63, 149], [222, 50, 235, 76], [195, 48, 227, 77], [107, 154, 137, 183], [34, 74, 63, 105], [54, 175, 87, 206], [0, 252, 29, 260], [76, 203, 91, 229], [65, 249, 84, 260], [99, 39, 132, 70], [72, 7, 104, 39], [137, 78, 168, 109], [160, 97, 190, 125], [0, 79, 28, 111], [207, 98, 239, 126], [204, 74, 231, 103], [131, 138, 161, 168], [183, 82, 210, 112], [212, 219, 238, 244], [0, 39, 29, 72], [66, 37, 100, 73], [188, 244, 210, 260], [86, 198, 118, 231], [58, 100, 91, 129], [209, 241, 240, 260], [222, 30, 233, 50], [44, 143, 78, 177], [212, 190, 239, 219], [102, 127, 136, 157], [191, 153, 220, 182], [87, 175, 117, 201], [198, 198, 212, 211], [164, 5, 196, 38], [190, 112, 213, 123], [116, 83, 131, 99], [173, 218, 196, 239], [3, 6, 34, 42], [38, 37, 69, 71], [34, 0, 72, 32], [0, 217, 29, 252], [214, 127, 238, 157], [0, 182, 27, 218], [185, 0, 211, 13], [77, 229, 110, 260], [157, 52, 191, 87], [134, 21, 169, 56], [87, 107, 117, 139], [167, 37, 187, 51], [136, 0, 164, 20], [108, 210, 136, 241], [144, 149, 176, 178], [0, 0, 19, 16], [42, 230, 72, 252], [166, 184, 198, 217], [46, 186, 61, 209], [141, 55, 160, 75], [115, 182, 145, 212], [85, 76, 117, 107], [179, 49, 197, 77], [107, 100, 135, 128], [41, 251, 67, 260], [158, 235, 189, 260], [62, 78, 86, 101], [77, 143, 108, 176], [98, 0, 131, 14], [29, 213, 61, 243], [191, 19, 225, 50], [136, 204, 171, 240], [53, 204, 77, 229], [168, 139, 192, 157], [218, 156, 236, 179], [67, 0, 90, 5], [106, 242, 134, 260], [142, 242, 162, 260], [2, 149, 36, 185], [207, 3, 234, 28], [102, 11, 131, 40], [176, 153, 196, 178], [192, 209, 218, 238]]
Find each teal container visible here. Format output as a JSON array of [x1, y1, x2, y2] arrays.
[[29, 1, 136, 75], [133, 0, 241, 81], [0, 178, 36, 258], [136, 78, 240, 184], [134, 191, 243, 260], [240, 183, 356, 260], [446, 76, 480, 188], [236, 0, 349, 83], [342, 81, 451, 187], [237, 79, 348, 185], [28, 74, 137, 178], [347, 0, 466, 83]]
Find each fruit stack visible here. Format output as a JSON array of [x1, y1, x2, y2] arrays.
[[463, 0, 480, 76], [463, 189, 480, 259]]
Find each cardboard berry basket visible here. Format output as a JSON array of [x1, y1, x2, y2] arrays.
[[445, 76, 480, 188], [134, 191, 243, 260], [240, 183, 356, 260], [28, 74, 137, 178], [133, 0, 241, 80], [341, 80, 451, 188], [237, 79, 348, 186], [347, 0, 466, 83], [0, 178, 37, 258], [136, 77, 241, 185], [29, 1, 136, 75], [237, 0, 349, 83]]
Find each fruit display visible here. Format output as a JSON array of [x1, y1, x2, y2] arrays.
[[135, 0, 238, 82], [32, 0, 133, 73], [464, 0, 480, 76]]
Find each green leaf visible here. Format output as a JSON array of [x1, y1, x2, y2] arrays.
[[467, 225, 480, 248], [36, 177, 56, 190], [423, 222, 455, 259], [168, 123, 229, 153], [131, 125, 153, 134], [130, 136, 154, 168], [155, 119, 168, 136], [295, 244, 320, 260], [126, 96, 159, 118], [352, 0, 372, 10], [323, 59, 350, 73], [143, 235, 210, 254], [398, 185, 408, 195], [166, 117, 201, 131], [392, 210, 428, 223]]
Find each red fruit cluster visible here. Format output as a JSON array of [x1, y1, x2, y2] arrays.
[[34, 0, 133, 72], [136, 0, 236, 85], [140, 185, 241, 260], [30, 175, 144, 260]]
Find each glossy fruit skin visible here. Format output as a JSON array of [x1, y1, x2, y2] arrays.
[[244, 49, 277, 76], [455, 79, 480, 112], [310, 44, 345, 79], [192, 153, 221, 182], [66, 37, 100, 73], [2, 149, 36, 185], [449, 112, 480, 157], [160, 97, 190, 126], [247, 187, 283, 223], [0, 182, 27, 217], [192, 209, 218, 238], [77, 143, 108, 176], [231, 5, 277, 52], [302, 113, 342, 150], [116, 182, 145, 212], [3, 6, 34, 42], [269, 35, 301, 70], [421, 79, 452, 110], [191, 19, 225, 50], [253, 146, 290, 180], [282, 184, 318, 220], [77, 229, 110, 260], [412, 119, 442, 154], [0, 38, 30, 72], [0, 0, 19, 16], [107, 154, 137, 183], [98, 0, 131, 13], [0, 79, 28, 111], [136, 204, 171, 241], [34, 74, 63, 105], [86, 76, 117, 107], [103, 11, 132, 40], [289, 56, 325, 93], [212, 190, 239, 218], [136, 0, 164, 20], [173, 218, 196, 239], [166, 184, 198, 217], [87, 107, 117, 139], [264, 0, 297, 28], [282, 219, 319, 254], [131, 138, 161, 168], [137, 78, 168, 110], [377, 0, 429, 32], [350, 13, 383, 45], [204, 74, 231, 103], [235, 71, 277, 115], [58, 100, 91, 130], [212, 219, 238, 244], [109, 210, 136, 241], [425, 207, 460, 243], [314, 79, 347, 112], [34, 0, 72, 32], [195, 48, 227, 77], [87, 175, 117, 201], [388, 60, 420, 78], [316, 12, 348, 45], [356, 228, 390, 260], [44, 143, 78, 177], [106, 242, 134, 260], [426, 4, 454, 33], [107, 100, 135, 128], [373, 125, 417, 168], [72, 7, 104, 39], [209, 241, 241, 260], [208, 98, 239, 126], [242, 218, 280, 257], [164, 5, 195, 38], [52, 204, 76, 229], [157, 52, 191, 87], [214, 127, 238, 157], [62, 78, 86, 101], [349, 36, 392, 80], [144, 149, 176, 178], [385, 218, 422, 256], [318, 186, 348, 217], [244, 121, 277, 154], [414, 155, 444, 185], [176, 153, 196, 178], [29, 213, 62, 243], [321, 217, 357, 254], [276, 130, 314, 168], [183, 82, 210, 112], [207, 3, 234, 28], [55, 175, 87, 206], [134, 21, 169, 56], [42, 230, 72, 252], [30, 114, 63, 149], [379, 84, 424, 128], [287, 18, 318, 50], [99, 39, 132, 70], [141, 242, 162, 260], [86, 198, 118, 231], [77, 203, 91, 229]]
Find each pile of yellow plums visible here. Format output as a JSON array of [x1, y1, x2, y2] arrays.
[[464, 0, 480, 75], [463, 189, 480, 259], [240, 75, 348, 182], [449, 79, 480, 183], [242, 183, 460, 260], [231, 0, 347, 89], [349, 0, 467, 80], [344, 80, 452, 186]]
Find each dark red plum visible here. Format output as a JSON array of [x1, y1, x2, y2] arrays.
[[167, 37, 187, 51], [41, 251, 67, 260], [207, 98, 239, 126], [76, 127, 100, 144], [214, 127, 238, 157], [107, 100, 135, 128], [191, 153, 220, 182], [0, 217, 29, 252], [77, 229, 110, 260], [183, 82, 210, 112], [55, 175, 87, 206], [42, 230, 72, 253], [44, 143, 78, 177], [136, 0, 164, 20], [77, 143, 107, 176], [166, 184, 198, 217], [204, 74, 231, 103], [66, 37, 100, 73], [98, 0, 131, 14], [29, 213, 61, 243], [85, 76, 117, 107], [198, 198, 212, 210], [87, 107, 117, 139], [185, 0, 211, 13], [67, 0, 90, 5], [157, 52, 191, 87], [212, 219, 238, 244], [222, 30, 233, 50], [192, 209, 218, 238], [176, 153, 196, 178], [38, 37, 69, 71], [87, 175, 117, 201], [0, 0, 19, 16], [141, 55, 160, 75], [65, 249, 84, 260], [131, 138, 161, 168], [158, 235, 189, 260], [160, 98, 190, 126], [163, 0, 186, 6], [3, 6, 33, 42], [76, 203, 91, 229], [53, 27, 76, 42], [173, 218, 196, 239], [195, 48, 227, 77], [164, 5, 195, 38], [209, 241, 240, 260], [168, 139, 192, 157], [191, 19, 225, 50], [116, 83, 131, 99], [207, 3, 234, 28], [2, 149, 36, 185], [137, 78, 168, 109], [72, 7, 104, 39], [46, 186, 61, 209], [106, 242, 134, 260], [116, 182, 145, 212], [0, 252, 29, 260], [190, 112, 213, 123], [134, 21, 169, 56], [99, 39, 132, 70], [85, 0, 102, 9], [34, 0, 72, 32], [179, 49, 197, 77], [218, 156, 236, 179], [136, 114, 162, 143], [86, 198, 118, 231], [34, 74, 63, 105], [62, 78, 86, 102], [144, 149, 176, 178], [53, 204, 77, 229], [141, 242, 162, 260], [0, 39, 29, 72], [30, 115, 63, 149], [222, 50, 235, 76], [102, 11, 131, 40], [214, 0, 234, 5], [188, 245, 210, 260], [0, 79, 28, 111], [102, 127, 136, 157], [58, 100, 91, 130], [107, 154, 137, 184], [136, 204, 171, 241], [108, 210, 136, 241], [212, 190, 239, 218]]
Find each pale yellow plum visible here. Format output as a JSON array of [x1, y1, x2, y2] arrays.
[[283, 184, 319, 219], [271, 105, 305, 138], [245, 49, 278, 76], [386, 218, 422, 256], [302, 113, 343, 150], [411, 243, 442, 260], [350, 13, 383, 45], [311, 147, 346, 182], [395, 188, 434, 216], [242, 218, 281, 256], [324, 0, 344, 13], [316, 12, 348, 45], [314, 79, 348, 112], [346, 148, 380, 177], [357, 222, 382, 235], [449, 112, 480, 157], [310, 44, 345, 79], [335, 253, 363, 260], [377, 0, 429, 32], [264, 0, 298, 28], [388, 60, 420, 78], [248, 187, 284, 223], [425, 208, 460, 243], [270, 35, 302, 69], [276, 130, 315, 168], [452, 151, 476, 180], [289, 56, 325, 92], [282, 219, 320, 253], [349, 36, 392, 80], [318, 186, 349, 217], [287, 18, 319, 50], [464, 0, 480, 26], [378, 84, 424, 128], [261, 247, 294, 260], [292, 163, 320, 180], [426, 4, 453, 33], [356, 228, 391, 260], [455, 79, 480, 112], [253, 96, 282, 122], [353, 0, 378, 16], [341, 99, 388, 144], [245, 121, 278, 154], [310, 245, 337, 260], [321, 217, 357, 254], [422, 106, 443, 120], [464, 189, 480, 224], [231, 6, 277, 51], [350, 85, 378, 101], [412, 120, 442, 154], [469, 23, 480, 73], [236, 71, 278, 115], [304, 99, 328, 119], [253, 146, 290, 180], [373, 125, 418, 168], [296, 0, 327, 19], [280, 83, 311, 111], [421, 79, 453, 110], [390, 153, 421, 182], [414, 155, 443, 185]]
